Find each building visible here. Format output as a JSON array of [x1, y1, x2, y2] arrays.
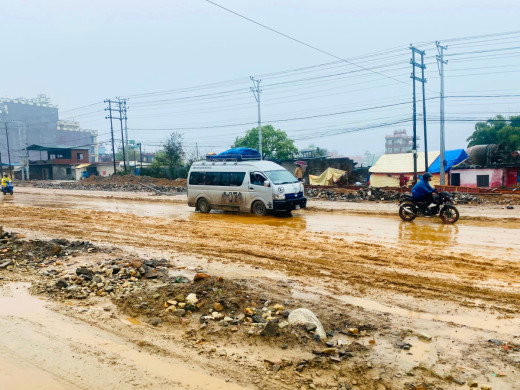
[[27, 144, 89, 180], [369, 151, 440, 187], [385, 130, 415, 154], [0, 94, 98, 164]]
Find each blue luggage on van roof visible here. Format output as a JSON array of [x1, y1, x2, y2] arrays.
[[206, 148, 261, 161]]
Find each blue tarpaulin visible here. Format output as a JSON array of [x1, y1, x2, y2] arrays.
[[428, 149, 468, 173], [207, 148, 261, 161]]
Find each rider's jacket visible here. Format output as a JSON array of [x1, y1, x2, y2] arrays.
[[412, 177, 434, 201], [1, 177, 11, 187]]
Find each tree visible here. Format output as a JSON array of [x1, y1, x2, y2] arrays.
[[152, 132, 185, 177], [232, 124, 298, 161], [467, 115, 520, 161]]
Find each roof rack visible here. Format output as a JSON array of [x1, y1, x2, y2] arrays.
[[206, 147, 261, 162]]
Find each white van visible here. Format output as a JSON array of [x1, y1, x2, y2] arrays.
[[187, 160, 306, 215]]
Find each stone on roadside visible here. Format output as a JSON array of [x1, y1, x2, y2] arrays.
[[55, 279, 68, 288], [213, 302, 224, 311], [149, 317, 162, 326], [194, 273, 211, 281], [278, 321, 289, 329], [288, 308, 326, 340], [185, 293, 198, 305]]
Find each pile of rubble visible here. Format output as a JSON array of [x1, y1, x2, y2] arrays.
[[34, 257, 172, 300], [24, 175, 187, 194], [0, 232, 98, 273], [305, 187, 401, 202], [451, 192, 482, 205]]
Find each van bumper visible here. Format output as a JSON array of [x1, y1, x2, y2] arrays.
[[273, 197, 307, 211]]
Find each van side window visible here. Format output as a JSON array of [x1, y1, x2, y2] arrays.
[[230, 172, 245, 186], [189, 172, 200, 185], [189, 171, 245, 186], [220, 172, 231, 186]]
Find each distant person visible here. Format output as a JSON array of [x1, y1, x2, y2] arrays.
[[412, 172, 437, 204], [294, 164, 303, 182], [1, 173, 11, 187]]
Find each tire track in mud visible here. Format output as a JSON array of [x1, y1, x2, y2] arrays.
[[4, 204, 520, 314]]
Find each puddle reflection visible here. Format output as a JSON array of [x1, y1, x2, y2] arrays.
[[398, 221, 459, 246], [189, 210, 308, 230]]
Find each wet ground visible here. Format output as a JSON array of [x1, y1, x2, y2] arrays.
[[1, 187, 520, 389]]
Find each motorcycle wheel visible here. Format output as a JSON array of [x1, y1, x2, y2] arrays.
[[8, 189, 13, 195], [440, 205, 459, 224], [399, 202, 416, 222]]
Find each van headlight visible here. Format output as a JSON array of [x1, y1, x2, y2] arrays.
[[274, 194, 285, 200]]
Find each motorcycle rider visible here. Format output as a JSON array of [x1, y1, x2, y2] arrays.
[[1, 173, 11, 195], [412, 172, 437, 205]]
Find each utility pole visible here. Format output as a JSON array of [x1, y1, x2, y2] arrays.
[[410, 45, 427, 183], [250, 76, 262, 159], [4, 123, 12, 178], [117, 99, 127, 172], [120, 98, 129, 170], [436, 41, 448, 185], [138, 142, 143, 169], [195, 142, 199, 160], [104, 99, 117, 175]]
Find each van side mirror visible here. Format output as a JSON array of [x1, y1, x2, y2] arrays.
[[263, 180, 270, 187]]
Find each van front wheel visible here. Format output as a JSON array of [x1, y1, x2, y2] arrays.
[[251, 201, 267, 216], [197, 198, 211, 213]]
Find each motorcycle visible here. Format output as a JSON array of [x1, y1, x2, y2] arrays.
[[399, 191, 459, 224], [2, 181, 13, 195]]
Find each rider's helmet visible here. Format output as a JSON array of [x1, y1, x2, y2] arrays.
[[423, 172, 432, 181], [3, 174, 7, 177]]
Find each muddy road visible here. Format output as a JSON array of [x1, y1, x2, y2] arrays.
[[1, 187, 519, 389]]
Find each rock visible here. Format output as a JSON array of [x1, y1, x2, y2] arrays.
[[55, 279, 68, 288], [237, 313, 246, 321], [167, 300, 177, 306], [244, 307, 254, 316], [252, 314, 266, 323], [212, 312, 224, 320], [172, 309, 186, 317], [194, 273, 211, 281], [131, 260, 143, 269], [278, 321, 289, 329], [288, 308, 326, 340], [418, 333, 432, 341], [348, 328, 359, 335], [149, 317, 162, 326], [75, 267, 94, 280], [175, 294, 185, 302], [92, 275, 103, 284], [480, 386, 491, 390], [305, 322, 317, 332], [112, 265, 121, 274], [396, 341, 412, 350], [261, 320, 280, 337], [506, 205, 514, 209], [213, 302, 224, 311], [319, 348, 337, 355], [105, 285, 114, 293], [0, 259, 13, 269], [488, 339, 503, 346], [468, 382, 478, 388], [273, 304, 284, 311], [271, 364, 281, 372], [185, 293, 198, 305], [50, 244, 62, 255]]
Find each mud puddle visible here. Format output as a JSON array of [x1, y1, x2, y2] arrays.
[[8, 192, 520, 256], [0, 282, 251, 390]]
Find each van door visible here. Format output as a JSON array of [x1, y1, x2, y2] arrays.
[[247, 171, 273, 210]]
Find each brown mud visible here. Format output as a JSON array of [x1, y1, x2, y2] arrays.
[[0, 188, 519, 389]]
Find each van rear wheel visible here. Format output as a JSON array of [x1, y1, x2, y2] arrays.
[[251, 201, 267, 216], [197, 198, 211, 213]]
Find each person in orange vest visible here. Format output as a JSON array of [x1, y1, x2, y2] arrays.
[[294, 164, 303, 182]]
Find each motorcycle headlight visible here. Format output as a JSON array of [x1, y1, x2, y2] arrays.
[[274, 194, 285, 200]]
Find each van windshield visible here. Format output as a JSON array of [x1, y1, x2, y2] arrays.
[[264, 170, 298, 185]]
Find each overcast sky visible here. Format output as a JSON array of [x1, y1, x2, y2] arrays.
[[1, 0, 519, 158]]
